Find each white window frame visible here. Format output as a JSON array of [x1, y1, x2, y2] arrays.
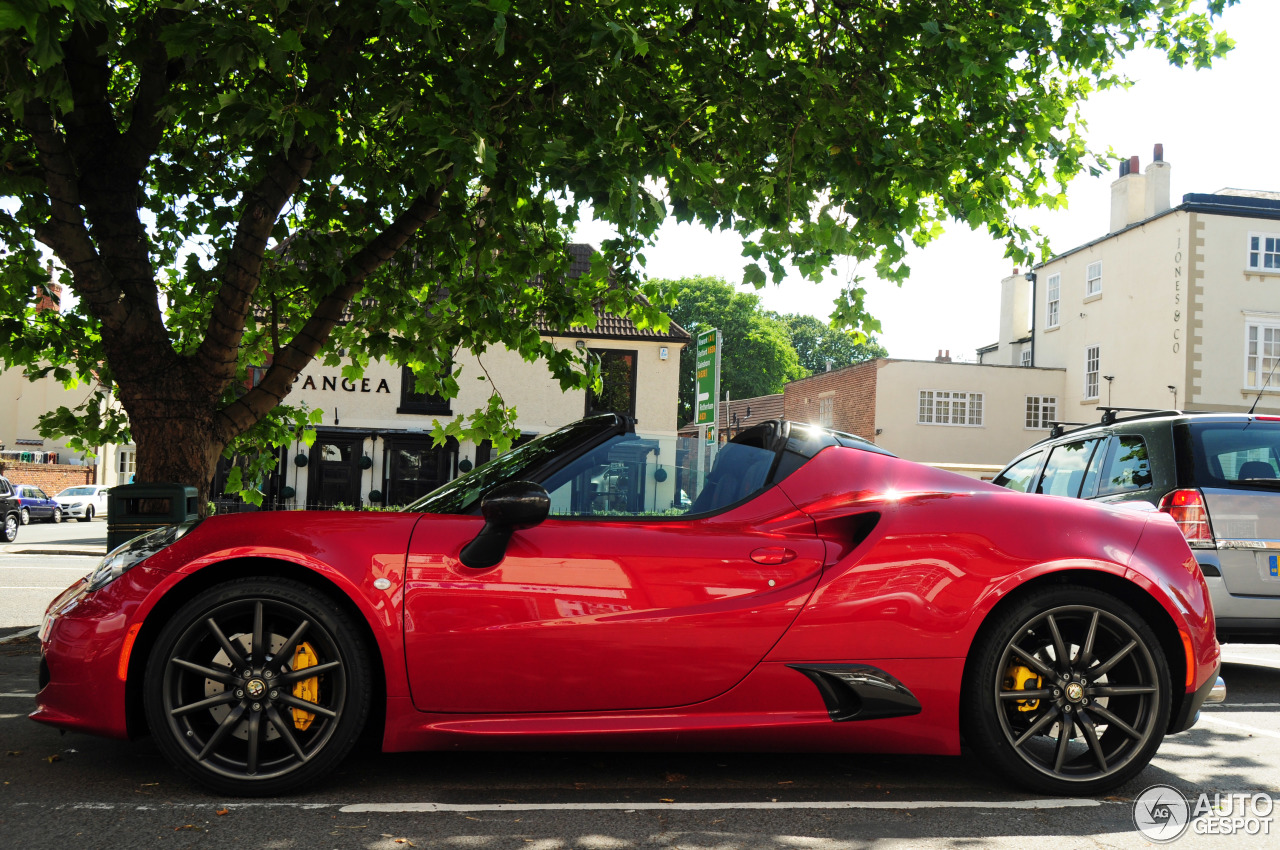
[[1046, 273, 1060, 329], [918, 390, 984, 427], [118, 448, 136, 478], [818, 396, 834, 427], [1248, 232, 1280, 272], [1025, 395, 1057, 430], [1245, 319, 1280, 389], [1084, 345, 1100, 400], [1020, 349, 1032, 368], [1085, 261, 1102, 297]]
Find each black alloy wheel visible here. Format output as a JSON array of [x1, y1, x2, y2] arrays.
[[144, 577, 371, 796], [963, 585, 1171, 795]]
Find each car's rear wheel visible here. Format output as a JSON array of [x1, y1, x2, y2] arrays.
[[962, 585, 1171, 795], [143, 577, 371, 796], [2, 514, 16, 542], [20, 508, 29, 526], [50, 507, 61, 524]]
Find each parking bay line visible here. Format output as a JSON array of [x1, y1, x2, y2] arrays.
[[1200, 715, 1280, 740], [341, 799, 1103, 813]]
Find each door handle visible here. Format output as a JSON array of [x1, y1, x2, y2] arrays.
[[750, 547, 797, 565]]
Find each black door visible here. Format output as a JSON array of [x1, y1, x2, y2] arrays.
[[308, 435, 364, 509]]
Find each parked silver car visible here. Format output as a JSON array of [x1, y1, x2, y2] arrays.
[[994, 410, 1280, 643], [52, 484, 110, 522]]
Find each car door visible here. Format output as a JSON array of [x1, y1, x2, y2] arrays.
[[401, 434, 825, 715]]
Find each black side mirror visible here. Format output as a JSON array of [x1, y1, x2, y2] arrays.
[[459, 480, 551, 569]]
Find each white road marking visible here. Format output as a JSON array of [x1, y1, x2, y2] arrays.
[[340, 799, 1102, 813], [0, 693, 36, 698], [0, 586, 67, 590], [0, 626, 38, 643], [1204, 703, 1280, 708], [1201, 715, 1280, 739]]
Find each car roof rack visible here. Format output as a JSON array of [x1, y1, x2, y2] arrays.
[[1095, 406, 1180, 425], [1047, 420, 1090, 438]]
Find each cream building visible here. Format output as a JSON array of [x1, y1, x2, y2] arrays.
[[99, 245, 690, 509], [985, 146, 1280, 419]]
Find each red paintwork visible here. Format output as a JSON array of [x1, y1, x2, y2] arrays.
[[32, 443, 1219, 759]]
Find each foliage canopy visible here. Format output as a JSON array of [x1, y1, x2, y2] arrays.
[[0, 0, 1236, 499]]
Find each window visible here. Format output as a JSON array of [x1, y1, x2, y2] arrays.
[[1037, 438, 1103, 498], [399, 365, 452, 415], [586, 349, 638, 418], [918, 390, 984, 426], [1249, 233, 1280, 271], [1246, 322, 1280, 389], [1095, 436, 1153, 496], [993, 451, 1044, 493], [1084, 345, 1100, 399], [1025, 395, 1057, 430], [118, 449, 136, 479], [1020, 349, 1032, 368], [1046, 273, 1060, 329], [1085, 261, 1102, 297], [818, 396, 834, 427], [383, 436, 457, 506]]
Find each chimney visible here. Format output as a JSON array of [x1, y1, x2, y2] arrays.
[[1144, 143, 1171, 218], [935, 349, 952, 363], [1110, 154, 1147, 232], [35, 260, 61, 314]]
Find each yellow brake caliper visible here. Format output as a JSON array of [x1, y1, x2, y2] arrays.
[[291, 642, 320, 730], [1003, 663, 1043, 712]]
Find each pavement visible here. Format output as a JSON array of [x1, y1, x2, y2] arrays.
[[0, 519, 107, 558]]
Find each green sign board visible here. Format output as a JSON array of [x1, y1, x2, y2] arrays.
[[695, 328, 721, 442]]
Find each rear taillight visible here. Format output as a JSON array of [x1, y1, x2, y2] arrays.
[[1159, 488, 1213, 542]]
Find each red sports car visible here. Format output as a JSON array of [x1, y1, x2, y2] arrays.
[[32, 415, 1223, 796]]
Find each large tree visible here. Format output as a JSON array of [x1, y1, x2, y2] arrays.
[[660, 276, 805, 424], [772, 313, 888, 377], [0, 1, 1235, 503]]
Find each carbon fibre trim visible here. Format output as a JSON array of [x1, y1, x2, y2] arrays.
[[788, 663, 923, 722]]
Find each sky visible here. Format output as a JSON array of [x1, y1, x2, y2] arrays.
[[571, 1, 1276, 363]]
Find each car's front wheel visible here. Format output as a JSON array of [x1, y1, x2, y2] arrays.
[[2, 514, 16, 542], [80, 506, 94, 523], [143, 577, 372, 796], [962, 584, 1171, 796], [19, 508, 29, 526]]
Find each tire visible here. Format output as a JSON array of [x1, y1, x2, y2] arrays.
[[20, 508, 30, 526], [80, 506, 94, 523], [2, 514, 16, 543], [143, 577, 372, 796], [50, 507, 61, 524], [961, 584, 1171, 796]]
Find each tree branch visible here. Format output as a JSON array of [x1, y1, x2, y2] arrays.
[[192, 142, 321, 386], [214, 185, 450, 443]]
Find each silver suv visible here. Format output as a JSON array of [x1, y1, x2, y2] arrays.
[[994, 410, 1280, 643]]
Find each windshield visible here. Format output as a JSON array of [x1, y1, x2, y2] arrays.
[[407, 415, 624, 515], [57, 487, 96, 497]]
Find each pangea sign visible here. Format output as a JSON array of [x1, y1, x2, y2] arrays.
[[1133, 785, 1275, 842]]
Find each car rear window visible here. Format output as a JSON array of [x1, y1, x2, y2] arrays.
[[1181, 420, 1280, 489]]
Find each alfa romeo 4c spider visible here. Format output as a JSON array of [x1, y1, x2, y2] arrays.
[[33, 415, 1224, 796]]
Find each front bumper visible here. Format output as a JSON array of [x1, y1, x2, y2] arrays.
[[30, 566, 170, 739]]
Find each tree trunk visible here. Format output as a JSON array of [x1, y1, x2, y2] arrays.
[[117, 373, 227, 518]]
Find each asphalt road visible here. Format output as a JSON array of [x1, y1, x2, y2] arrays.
[[1, 525, 1279, 848]]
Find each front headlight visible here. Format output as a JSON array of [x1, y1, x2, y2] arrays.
[[66, 502, 82, 509], [86, 521, 200, 591]]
